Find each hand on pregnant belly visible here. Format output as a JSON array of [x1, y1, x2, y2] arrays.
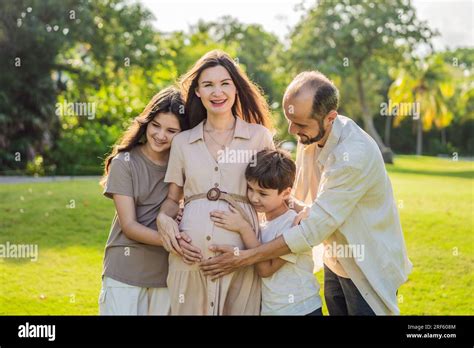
[[178, 232, 203, 264], [157, 212, 184, 255], [200, 244, 249, 280], [210, 205, 251, 234]]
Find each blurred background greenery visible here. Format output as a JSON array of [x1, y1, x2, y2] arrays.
[[0, 0, 472, 175]]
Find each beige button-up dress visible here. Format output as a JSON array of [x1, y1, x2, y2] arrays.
[[164, 116, 275, 315]]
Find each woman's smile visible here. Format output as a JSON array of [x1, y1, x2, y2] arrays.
[[210, 98, 227, 107]]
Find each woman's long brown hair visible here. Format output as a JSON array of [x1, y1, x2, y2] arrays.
[[179, 50, 272, 129], [100, 86, 188, 187]]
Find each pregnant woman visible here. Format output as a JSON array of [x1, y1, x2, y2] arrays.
[[99, 87, 188, 315], [157, 50, 275, 315]]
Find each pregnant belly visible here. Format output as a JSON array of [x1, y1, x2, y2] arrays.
[[179, 199, 250, 253]]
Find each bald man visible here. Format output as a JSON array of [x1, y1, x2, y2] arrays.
[[200, 71, 412, 315]]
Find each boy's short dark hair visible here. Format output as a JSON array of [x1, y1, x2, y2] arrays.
[[245, 149, 296, 193]]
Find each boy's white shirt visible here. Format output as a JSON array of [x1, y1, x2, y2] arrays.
[[284, 115, 413, 315], [260, 209, 322, 315]]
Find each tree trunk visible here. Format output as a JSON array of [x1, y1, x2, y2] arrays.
[[441, 127, 446, 147], [416, 117, 423, 155], [384, 114, 392, 147], [355, 72, 394, 164]]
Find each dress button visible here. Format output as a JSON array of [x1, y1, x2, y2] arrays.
[[214, 166, 218, 171], [210, 301, 214, 307], [214, 183, 219, 187], [206, 235, 211, 241]]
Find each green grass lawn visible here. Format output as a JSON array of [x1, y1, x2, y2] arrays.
[[0, 155, 473, 315]]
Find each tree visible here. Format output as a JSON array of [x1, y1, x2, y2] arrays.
[[439, 48, 474, 124], [0, 0, 80, 172], [287, 0, 437, 163], [0, 0, 176, 173], [387, 55, 455, 155]]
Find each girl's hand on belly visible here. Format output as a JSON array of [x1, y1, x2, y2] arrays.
[[157, 212, 183, 255], [178, 232, 203, 264], [175, 208, 184, 225]]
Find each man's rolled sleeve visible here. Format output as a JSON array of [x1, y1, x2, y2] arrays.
[[283, 224, 312, 254], [283, 204, 338, 253]]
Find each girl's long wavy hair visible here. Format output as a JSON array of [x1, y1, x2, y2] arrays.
[[100, 86, 188, 187], [179, 50, 272, 129]]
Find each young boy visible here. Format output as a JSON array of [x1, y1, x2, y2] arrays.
[[210, 149, 322, 315]]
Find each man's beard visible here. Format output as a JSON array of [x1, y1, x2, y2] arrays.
[[299, 117, 325, 145]]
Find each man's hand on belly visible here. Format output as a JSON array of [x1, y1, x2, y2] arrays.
[[200, 245, 253, 280], [200, 236, 291, 280]]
